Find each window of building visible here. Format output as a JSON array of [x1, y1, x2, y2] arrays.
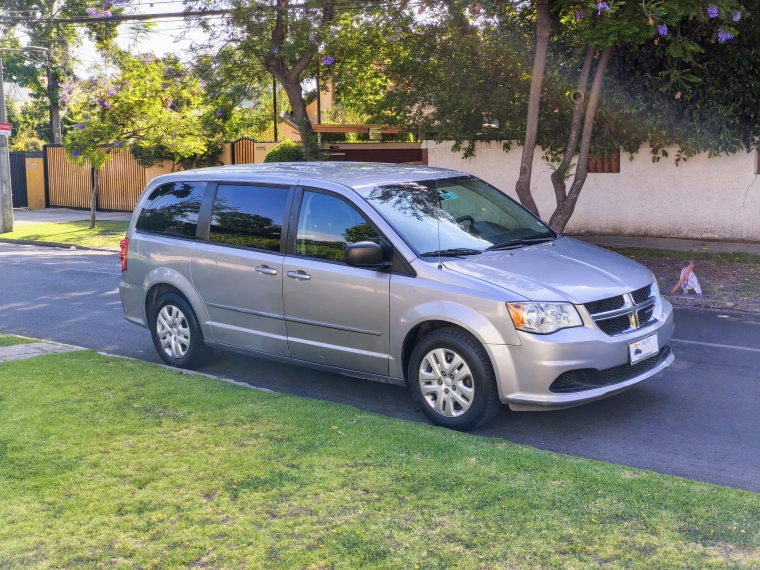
[[587, 149, 621, 173]]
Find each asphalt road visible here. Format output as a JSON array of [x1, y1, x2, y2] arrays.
[[1, 242, 759, 493]]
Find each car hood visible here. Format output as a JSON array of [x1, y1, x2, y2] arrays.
[[443, 237, 653, 304]]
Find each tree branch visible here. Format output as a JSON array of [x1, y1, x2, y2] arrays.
[[549, 45, 613, 231]]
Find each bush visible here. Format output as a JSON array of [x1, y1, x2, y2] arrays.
[[263, 139, 306, 162]]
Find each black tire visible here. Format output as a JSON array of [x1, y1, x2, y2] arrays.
[[408, 327, 502, 431], [149, 292, 211, 368]]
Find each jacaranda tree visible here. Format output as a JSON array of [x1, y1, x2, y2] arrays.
[[63, 53, 225, 228]]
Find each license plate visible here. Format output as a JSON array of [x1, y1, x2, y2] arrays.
[[629, 334, 659, 364]]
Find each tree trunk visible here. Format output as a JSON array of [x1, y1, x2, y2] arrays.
[[514, 0, 551, 216], [549, 44, 595, 210], [50, 104, 61, 144], [90, 168, 99, 229], [279, 77, 320, 160], [47, 68, 62, 143], [548, 46, 613, 232]]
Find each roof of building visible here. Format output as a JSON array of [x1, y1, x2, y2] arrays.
[[151, 162, 468, 191]]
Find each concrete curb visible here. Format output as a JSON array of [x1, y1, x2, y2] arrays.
[[95, 351, 274, 393], [664, 295, 760, 314], [0, 238, 119, 252], [2, 333, 274, 393]]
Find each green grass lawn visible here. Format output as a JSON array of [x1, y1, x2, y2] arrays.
[[0, 333, 34, 347], [1, 351, 758, 569], [0, 220, 129, 248]]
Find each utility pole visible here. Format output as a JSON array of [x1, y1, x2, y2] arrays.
[[0, 52, 13, 233]]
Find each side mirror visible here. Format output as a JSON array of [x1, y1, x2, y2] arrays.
[[345, 241, 390, 268]]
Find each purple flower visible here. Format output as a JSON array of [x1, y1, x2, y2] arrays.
[[732, 10, 741, 22], [98, 99, 111, 109], [597, 2, 609, 15], [85, 6, 112, 17], [321, 55, 335, 66], [309, 34, 317, 44], [215, 109, 223, 117], [103, 0, 113, 7], [107, 86, 119, 96], [83, 114, 90, 121], [272, 48, 279, 54], [391, 35, 398, 42], [161, 82, 171, 89], [717, 28, 734, 42], [707, 5, 718, 19], [72, 149, 81, 158], [114, 141, 124, 148], [575, 9, 584, 19], [166, 99, 173, 110], [657, 24, 667, 36], [74, 123, 86, 130]]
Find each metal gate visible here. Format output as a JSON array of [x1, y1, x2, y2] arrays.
[[10, 153, 28, 208]]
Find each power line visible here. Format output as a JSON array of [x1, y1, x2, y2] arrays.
[[0, 9, 229, 23]]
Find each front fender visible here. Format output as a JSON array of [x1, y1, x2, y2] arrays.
[[389, 299, 520, 380], [142, 267, 213, 341]]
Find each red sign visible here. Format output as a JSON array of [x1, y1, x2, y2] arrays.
[[0, 122, 11, 137]]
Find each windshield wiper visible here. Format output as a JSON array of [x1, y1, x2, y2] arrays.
[[419, 248, 483, 258], [484, 237, 555, 251]]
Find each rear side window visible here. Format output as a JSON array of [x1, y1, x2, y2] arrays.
[[209, 184, 290, 252], [135, 181, 206, 238]]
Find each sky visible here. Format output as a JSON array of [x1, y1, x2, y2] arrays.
[[9, 0, 215, 102]]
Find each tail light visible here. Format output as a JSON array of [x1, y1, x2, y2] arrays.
[[119, 238, 129, 271]]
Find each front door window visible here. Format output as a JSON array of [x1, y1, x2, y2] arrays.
[[296, 191, 379, 262]]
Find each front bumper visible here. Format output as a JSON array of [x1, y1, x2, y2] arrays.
[[486, 298, 675, 411]]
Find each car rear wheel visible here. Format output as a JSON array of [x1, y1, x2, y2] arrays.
[[408, 327, 502, 431], [150, 292, 210, 368]]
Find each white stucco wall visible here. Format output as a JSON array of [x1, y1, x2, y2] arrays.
[[423, 140, 760, 241]]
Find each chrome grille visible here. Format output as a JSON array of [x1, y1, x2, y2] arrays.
[[631, 284, 653, 304], [584, 295, 625, 315], [597, 314, 634, 335], [585, 283, 658, 336]]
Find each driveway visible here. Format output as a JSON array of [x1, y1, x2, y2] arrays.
[[1, 242, 758, 492]]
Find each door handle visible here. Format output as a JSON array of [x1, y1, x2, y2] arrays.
[[287, 270, 311, 281], [255, 265, 278, 276]]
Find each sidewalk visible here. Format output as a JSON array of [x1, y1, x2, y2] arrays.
[[572, 234, 760, 255], [13, 207, 132, 226]]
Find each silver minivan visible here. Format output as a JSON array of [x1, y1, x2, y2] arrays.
[[119, 163, 674, 430]]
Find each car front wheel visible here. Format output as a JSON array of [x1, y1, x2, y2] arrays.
[[408, 327, 501, 431]]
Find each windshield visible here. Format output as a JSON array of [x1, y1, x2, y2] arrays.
[[363, 176, 554, 257]]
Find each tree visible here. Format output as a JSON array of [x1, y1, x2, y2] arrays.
[[515, 0, 551, 216], [189, 0, 346, 159], [350, 0, 745, 231], [63, 53, 225, 228], [543, 0, 743, 230], [2, 0, 127, 144]]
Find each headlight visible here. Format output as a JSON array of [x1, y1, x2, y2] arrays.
[[507, 302, 583, 334], [649, 271, 661, 298]]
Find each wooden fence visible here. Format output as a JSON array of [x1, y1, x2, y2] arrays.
[[42, 140, 421, 211], [46, 146, 92, 209]]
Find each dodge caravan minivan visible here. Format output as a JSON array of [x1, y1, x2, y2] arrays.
[[119, 163, 674, 430]]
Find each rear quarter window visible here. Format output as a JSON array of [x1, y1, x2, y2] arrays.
[[135, 181, 207, 238]]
